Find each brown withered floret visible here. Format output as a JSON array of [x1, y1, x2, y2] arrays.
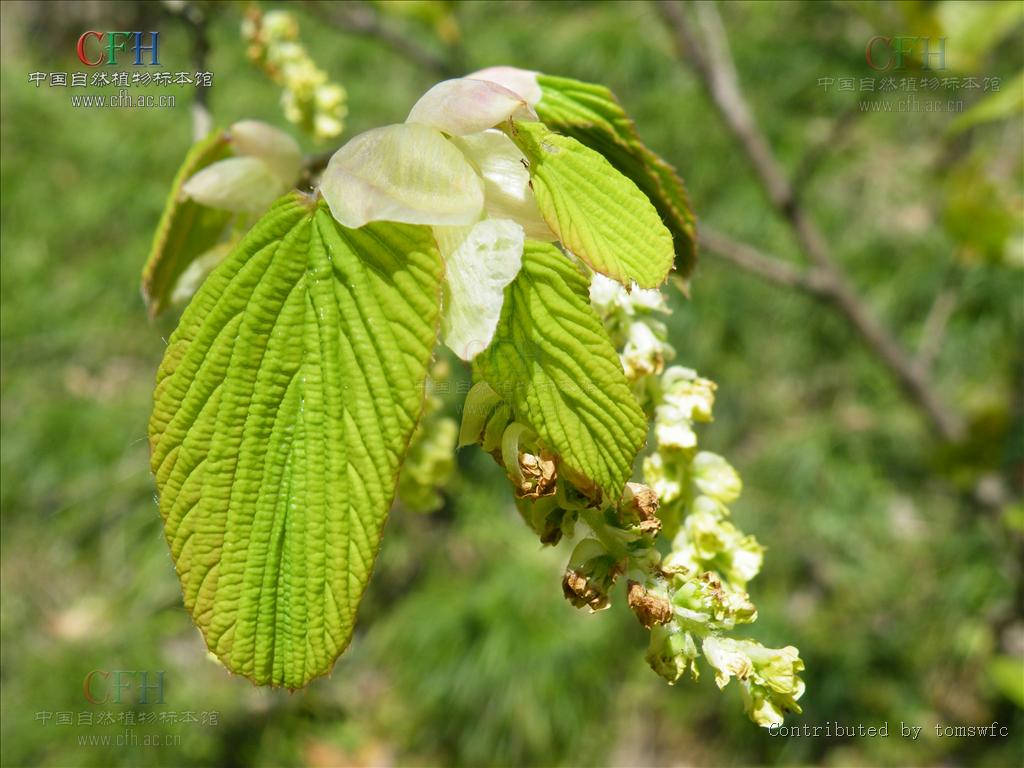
[[562, 571, 610, 612], [514, 452, 558, 499], [627, 580, 673, 628], [562, 555, 623, 613], [622, 482, 662, 536]]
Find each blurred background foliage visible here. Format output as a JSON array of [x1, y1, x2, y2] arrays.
[[1, 1, 1022, 766]]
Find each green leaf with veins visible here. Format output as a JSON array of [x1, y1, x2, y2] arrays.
[[534, 74, 698, 281], [149, 193, 443, 687], [475, 242, 647, 501], [142, 130, 233, 317], [508, 121, 674, 289]]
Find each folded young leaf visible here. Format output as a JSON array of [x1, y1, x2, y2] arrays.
[[475, 242, 647, 501], [533, 75, 698, 281], [149, 193, 443, 688], [141, 130, 232, 317], [508, 121, 674, 289]]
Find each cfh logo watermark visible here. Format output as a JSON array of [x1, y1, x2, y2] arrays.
[[76, 31, 160, 66], [83, 670, 164, 705], [865, 36, 947, 71]]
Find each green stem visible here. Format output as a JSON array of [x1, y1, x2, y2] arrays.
[[582, 508, 630, 561]]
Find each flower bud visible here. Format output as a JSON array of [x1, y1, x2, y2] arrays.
[[242, 9, 347, 141], [397, 413, 457, 514], [261, 10, 299, 41], [642, 452, 685, 505]]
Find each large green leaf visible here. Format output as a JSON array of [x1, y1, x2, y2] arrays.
[[142, 130, 233, 317], [534, 75, 697, 281], [149, 194, 443, 687], [475, 242, 647, 502], [508, 121, 674, 289]]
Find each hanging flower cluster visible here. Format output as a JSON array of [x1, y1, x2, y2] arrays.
[[461, 269, 804, 726], [241, 8, 347, 141], [588, 276, 804, 726]]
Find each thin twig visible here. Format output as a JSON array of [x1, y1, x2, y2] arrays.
[[661, 1, 792, 210], [698, 227, 834, 295], [303, 1, 460, 78], [791, 101, 863, 196], [657, 0, 964, 442]]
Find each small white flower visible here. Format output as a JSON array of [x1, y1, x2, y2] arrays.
[[589, 273, 667, 318], [643, 452, 683, 503], [701, 637, 805, 727], [661, 366, 716, 422], [622, 321, 666, 380], [654, 403, 698, 450], [692, 451, 742, 503]]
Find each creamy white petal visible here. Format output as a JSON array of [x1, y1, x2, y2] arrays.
[[181, 157, 285, 213], [320, 123, 484, 228], [229, 120, 303, 186], [466, 66, 542, 106], [437, 219, 525, 360], [407, 78, 537, 136], [450, 129, 553, 241]]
